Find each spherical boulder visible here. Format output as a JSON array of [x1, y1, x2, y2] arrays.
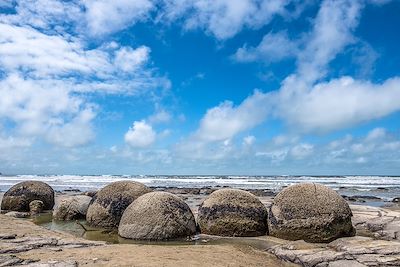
[[268, 183, 355, 243], [53, 195, 92, 220], [86, 181, 151, 228], [1, 181, 55, 212], [118, 192, 196, 240], [197, 189, 268, 237]]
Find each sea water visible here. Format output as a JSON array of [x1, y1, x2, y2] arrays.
[[1, 174, 400, 201]]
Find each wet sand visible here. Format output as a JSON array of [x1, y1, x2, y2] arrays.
[[0, 214, 295, 267]]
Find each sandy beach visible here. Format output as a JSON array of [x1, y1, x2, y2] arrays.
[[2, 188, 400, 266], [0, 188, 296, 267]]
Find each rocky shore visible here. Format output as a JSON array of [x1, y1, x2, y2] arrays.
[[1, 185, 400, 266]]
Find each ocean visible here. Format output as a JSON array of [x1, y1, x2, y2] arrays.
[[1, 174, 400, 202]]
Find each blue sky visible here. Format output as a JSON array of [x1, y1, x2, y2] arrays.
[[0, 0, 399, 175]]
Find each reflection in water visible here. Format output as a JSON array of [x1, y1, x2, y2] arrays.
[[32, 212, 278, 249]]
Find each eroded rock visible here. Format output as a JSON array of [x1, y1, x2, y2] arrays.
[[268, 236, 400, 267], [268, 183, 355, 243], [53, 195, 91, 220], [118, 192, 196, 240], [197, 188, 268, 237], [86, 181, 151, 228], [1, 181, 54, 212]]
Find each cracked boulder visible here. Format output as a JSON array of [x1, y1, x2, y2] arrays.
[[1, 181, 55, 212], [268, 183, 355, 243], [53, 195, 92, 220], [118, 192, 196, 240], [197, 189, 268, 237], [86, 181, 151, 228]]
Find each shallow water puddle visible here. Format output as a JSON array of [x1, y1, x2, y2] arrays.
[[31, 212, 278, 249]]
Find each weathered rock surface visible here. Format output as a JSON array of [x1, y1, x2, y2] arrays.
[[0, 215, 103, 267], [0, 214, 293, 267], [268, 183, 355, 243], [351, 204, 400, 241], [86, 181, 151, 228], [119, 192, 196, 240], [1, 181, 54, 212], [268, 236, 400, 267], [197, 189, 268, 237], [53, 195, 92, 221], [29, 200, 44, 215]]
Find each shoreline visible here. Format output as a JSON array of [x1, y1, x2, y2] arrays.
[[2, 187, 400, 266], [0, 212, 295, 267]]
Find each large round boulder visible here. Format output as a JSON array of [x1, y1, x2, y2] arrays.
[[1, 181, 54, 212], [118, 192, 196, 240], [53, 195, 92, 220], [86, 181, 151, 228], [268, 183, 355, 243], [197, 189, 268, 237]]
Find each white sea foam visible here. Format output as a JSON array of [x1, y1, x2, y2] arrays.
[[1, 175, 400, 199]]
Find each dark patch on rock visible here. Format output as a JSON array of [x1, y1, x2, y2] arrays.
[[269, 183, 355, 243], [198, 189, 268, 237], [86, 181, 151, 228]]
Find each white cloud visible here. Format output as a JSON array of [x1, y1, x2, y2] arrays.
[[114, 46, 150, 72], [229, 0, 400, 134], [243, 135, 255, 146], [0, 74, 95, 144], [0, 5, 169, 148], [290, 143, 314, 159], [234, 31, 298, 63], [195, 90, 270, 142], [148, 110, 172, 124], [256, 149, 288, 163], [0, 134, 32, 149], [0, 0, 84, 33], [276, 76, 400, 132], [366, 127, 386, 141], [46, 108, 96, 147], [159, 0, 294, 40], [124, 120, 156, 148], [296, 0, 362, 82], [0, 23, 164, 94], [84, 0, 154, 36]]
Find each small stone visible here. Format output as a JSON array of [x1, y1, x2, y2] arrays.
[[5, 211, 30, 218], [29, 200, 44, 215]]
